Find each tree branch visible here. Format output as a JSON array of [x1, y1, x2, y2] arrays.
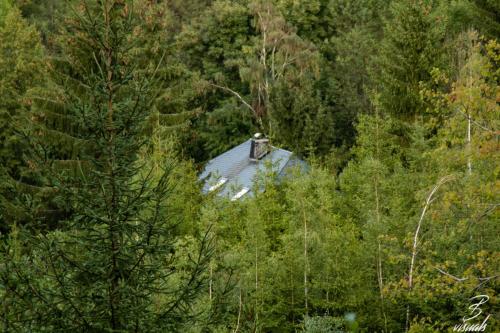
[[209, 83, 257, 117]]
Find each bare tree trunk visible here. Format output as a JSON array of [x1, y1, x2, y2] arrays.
[[258, 10, 268, 127], [209, 265, 213, 302], [254, 244, 258, 332], [374, 106, 388, 332], [466, 47, 473, 176], [377, 241, 388, 333], [467, 111, 472, 175], [233, 287, 242, 333], [405, 176, 454, 332], [290, 255, 295, 326], [302, 201, 308, 314], [374, 105, 381, 226]]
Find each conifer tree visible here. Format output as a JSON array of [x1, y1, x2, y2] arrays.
[[0, 0, 11, 24], [1, 1, 211, 331], [373, 0, 446, 120], [0, 5, 46, 230], [131, 1, 202, 139]]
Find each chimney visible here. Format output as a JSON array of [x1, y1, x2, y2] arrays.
[[249, 133, 270, 161]]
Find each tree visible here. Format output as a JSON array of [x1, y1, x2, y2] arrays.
[[447, 31, 498, 175], [0, 0, 12, 24], [339, 109, 411, 331], [236, 0, 343, 156], [15, 0, 76, 48], [130, 1, 203, 143], [0, 1, 211, 331], [372, 0, 446, 120], [400, 33, 499, 330], [268, 73, 335, 156], [446, 0, 500, 39], [357, 31, 500, 332], [0, 5, 46, 230], [175, 0, 256, 159]]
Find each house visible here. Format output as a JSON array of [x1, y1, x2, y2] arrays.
[[199, 133, 305, 201]]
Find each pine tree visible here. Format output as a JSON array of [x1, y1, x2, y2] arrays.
[[1, 1, 211, 331]]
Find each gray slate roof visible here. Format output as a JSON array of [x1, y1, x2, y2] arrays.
[[199, 139, 301, 199]]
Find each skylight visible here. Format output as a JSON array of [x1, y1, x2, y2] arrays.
[[231, 187, 250, 201], [208, 177, 228, 192]]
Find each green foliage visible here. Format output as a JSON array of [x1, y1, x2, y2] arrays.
[[15, 0, 76, 48], [0, 6, 46, 229], [303, 315, 345, 333], [402, 34, 500, 331], [175, 0, 374, 159], [446, 0, 500, 39], [278, 0, 386, 151], [0, 5, 44, 137], [0, 0, 11, 24], [239, 0, 342, 156], [197, 166, 372, 331], [1, 0, 499, 332], [1, 1, 211, 331], [373, 0, 447, 119], [269, 73, 335, 156], [130, 2, 202, 140], [200, 102, 256, 158], [174, 0, 255, 159]]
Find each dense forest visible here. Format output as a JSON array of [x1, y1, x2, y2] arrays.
[[0, 0, 499, 332]]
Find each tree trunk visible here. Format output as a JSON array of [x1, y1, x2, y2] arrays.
[[467, 111, 472, 175], [405, 176, 454, 332], [302, 200, 308, 314]]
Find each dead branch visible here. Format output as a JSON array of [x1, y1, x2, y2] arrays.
[[209, 83, 257, 117]]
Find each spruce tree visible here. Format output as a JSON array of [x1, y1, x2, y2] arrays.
[[372, 0, 446, 120], [132, 1, 201, 139], [1, 1, 211, 331]]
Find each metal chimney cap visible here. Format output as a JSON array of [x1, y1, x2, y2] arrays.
[[254, 133, 264, 139]]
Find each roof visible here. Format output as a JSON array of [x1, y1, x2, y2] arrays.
[[199, 139, 303, 200]]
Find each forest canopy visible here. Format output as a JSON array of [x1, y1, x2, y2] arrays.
[[0, 0, 498, 332]]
